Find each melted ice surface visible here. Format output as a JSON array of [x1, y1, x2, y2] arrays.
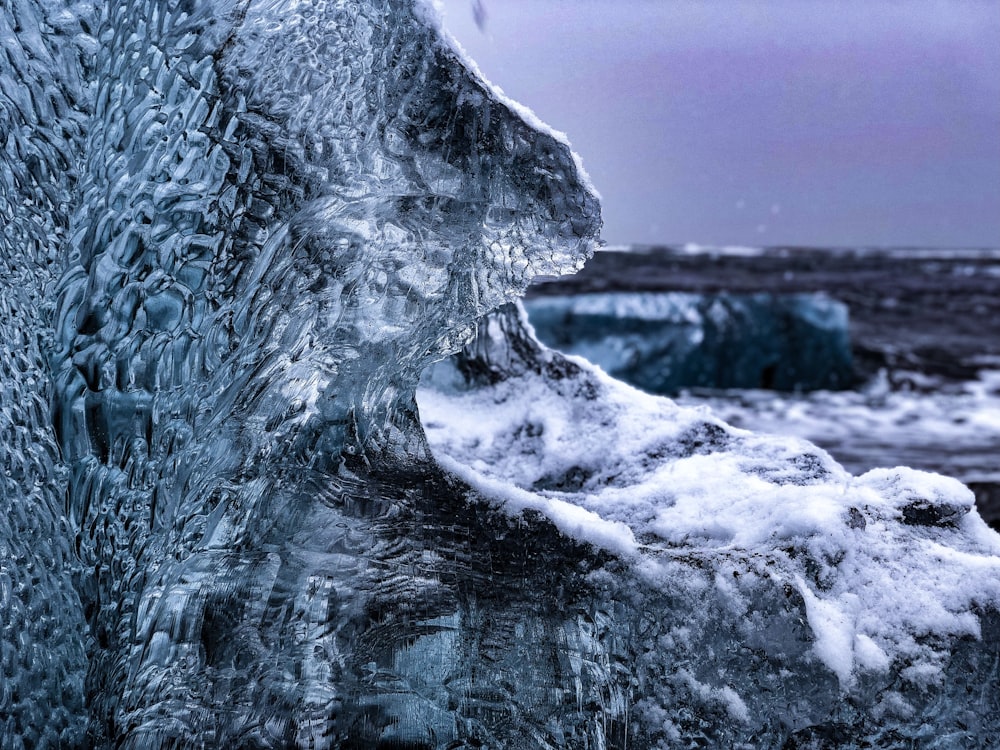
[[15, 0, 602, 743], [1, 0, 93, 743]]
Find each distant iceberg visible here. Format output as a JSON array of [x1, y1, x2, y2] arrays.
[[525, 291, 855, 393], [2, 0, 999, 747]]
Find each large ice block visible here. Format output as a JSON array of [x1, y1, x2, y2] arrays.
[[47, 0, 598, 743]]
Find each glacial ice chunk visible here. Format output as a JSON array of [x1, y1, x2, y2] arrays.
[[47, 0, 598, 743]]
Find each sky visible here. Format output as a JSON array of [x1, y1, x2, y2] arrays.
[[438, 0, 1000, 248]]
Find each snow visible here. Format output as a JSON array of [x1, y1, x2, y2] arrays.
[[419, 319, 1000, 688]]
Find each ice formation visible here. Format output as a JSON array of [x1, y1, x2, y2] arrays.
[[1, 0, 999, 747], [1, 0, 92, 743], [49, 0, 597, 743], [525, 291, 855, 393]]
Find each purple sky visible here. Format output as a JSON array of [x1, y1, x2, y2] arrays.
[[439, 0, 1000, 248]]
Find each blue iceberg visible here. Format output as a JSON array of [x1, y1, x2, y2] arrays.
[[525, 291, 855, 393]]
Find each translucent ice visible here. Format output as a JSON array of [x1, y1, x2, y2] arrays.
[[1, 0, 92, 743], [48, 0, 597, 743]]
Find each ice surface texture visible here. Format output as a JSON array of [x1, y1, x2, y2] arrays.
[[45, 0, 597, 744], [4, 0, 1000, 747], [0, 0, 93, 743]]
